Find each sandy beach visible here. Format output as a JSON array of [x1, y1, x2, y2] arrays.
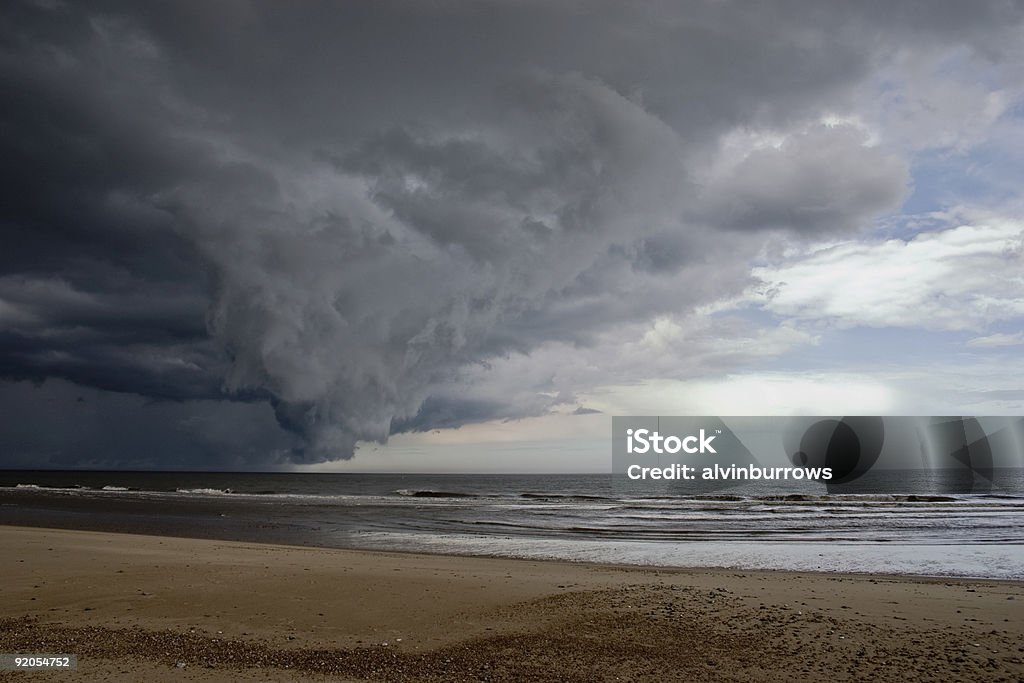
[[0, 526, 1020, 681]]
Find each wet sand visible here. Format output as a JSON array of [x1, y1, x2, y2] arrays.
[[0, 525, 1021, 681]]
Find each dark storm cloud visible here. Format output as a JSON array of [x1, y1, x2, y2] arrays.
[[0, 379, 297, 470], [1, 0, 1022, 465], [390, 396, 522, 433]]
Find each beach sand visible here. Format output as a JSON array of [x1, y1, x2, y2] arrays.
[[0, 526, 1021, 682]]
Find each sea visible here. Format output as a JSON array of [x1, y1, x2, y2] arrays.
[[2, 470, 1022, 580]]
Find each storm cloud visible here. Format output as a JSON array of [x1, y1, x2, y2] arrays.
[[2, 0, 1022, 466]]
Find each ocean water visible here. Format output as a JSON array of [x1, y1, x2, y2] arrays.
[[1, 470, 1022, 579]]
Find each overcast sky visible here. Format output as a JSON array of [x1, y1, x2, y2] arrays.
[[2, 0, 1023, 471]]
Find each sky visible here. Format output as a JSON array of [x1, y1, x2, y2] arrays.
[[1, 0, 1023, 472]]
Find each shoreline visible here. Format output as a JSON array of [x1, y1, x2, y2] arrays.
[[3, 511, 1023, 582], [2, 525, 1023, 681], [8, 520, 1024, 585], [3, 471, 1022, 583]]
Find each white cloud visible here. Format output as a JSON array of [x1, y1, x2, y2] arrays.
[[585, 374, 898, 417], [867, 45, 1024, 153], [745, 219, 1024, 331], [966, 331, 1024, 348]]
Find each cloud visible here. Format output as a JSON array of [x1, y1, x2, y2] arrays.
[[695, 123, 910, 234], [1, 1, 1023, 465], [745, 219, 1024, 331], [181, 74, 732, 459], [404, 311, 820, 428], [588, 373, 899, 417], [0, 378, 298, 470], [571, 407, 602, 415], [867, 44, 1024, 154], [966, 332, 1024, 348]]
